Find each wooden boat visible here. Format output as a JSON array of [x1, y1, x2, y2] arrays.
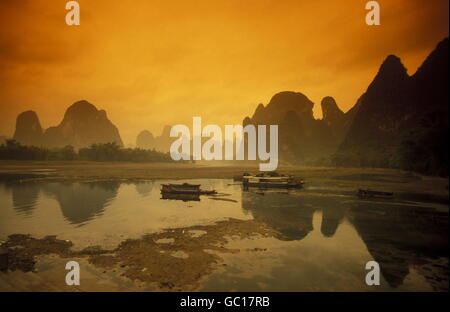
[[161, 183, 217, 195], [242, 172, 303, 189], [357, 189, 394, 198]]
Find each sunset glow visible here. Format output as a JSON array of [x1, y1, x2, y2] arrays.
[[0, 0, 448, 144]]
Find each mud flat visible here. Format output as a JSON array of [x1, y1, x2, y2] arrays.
[[0, 218, 275, 291]]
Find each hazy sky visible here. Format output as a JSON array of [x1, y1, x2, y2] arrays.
[[0, 0, 448, 145]]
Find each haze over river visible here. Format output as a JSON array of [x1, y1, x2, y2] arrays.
[[0, 174, 448, 291]]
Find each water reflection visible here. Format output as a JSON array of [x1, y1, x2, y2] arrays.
[[5, 182, 41, 217], [161, 192, 201, 201], [348, 203, 449, 288], [42, 182, 120, 225], [242, 191, 315, 240], [241, 190, 348, 241], [321, 206, 346, 237], [135, 181, 153, 197], [0, 178, 447, 291], [241, 188, 448, 290]]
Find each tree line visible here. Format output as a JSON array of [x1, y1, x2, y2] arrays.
[[0, 140, 174, 162]]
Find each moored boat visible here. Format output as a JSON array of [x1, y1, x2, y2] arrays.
[[161, 183, 217, 195], [242, 172, 303, 188], [357, 189, 394, 198]]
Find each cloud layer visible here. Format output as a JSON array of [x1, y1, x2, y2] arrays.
[[0, 0, 448, 144]]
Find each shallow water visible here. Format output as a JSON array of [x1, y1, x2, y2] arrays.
[[0, 179, 249, 249], [0, 177, 448, 291]]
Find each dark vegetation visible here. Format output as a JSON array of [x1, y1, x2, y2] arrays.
[[331, 110, 449, 177], [0, 140, 173, 162], [331, 38, 449, 177]]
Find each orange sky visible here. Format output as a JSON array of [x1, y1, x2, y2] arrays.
[[0, 0, 448, 145]]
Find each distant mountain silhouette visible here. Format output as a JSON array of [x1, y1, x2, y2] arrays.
[[45, 100, 123, 148], [135, 125, 173, 152], [321, 96, 359, 142], [13, 111, 44, 146], [243, 91, 354, 164], [335, 38, 448, 176], [321, 96, 344, 126], [154, 125, 174, 152], [13, 100, 123, 148], [7, 38, 448, 176], [136, 130, 155, 149], [241, 38, 447, 175]]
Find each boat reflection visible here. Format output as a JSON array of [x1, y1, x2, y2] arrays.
[[161, 192, 200, 202]]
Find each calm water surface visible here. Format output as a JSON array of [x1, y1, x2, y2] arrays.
[[0, 177, 448, 291]]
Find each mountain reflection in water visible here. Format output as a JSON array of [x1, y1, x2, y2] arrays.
[[11, 183, 40, 217], [348, 203, 448, 288], [241, 189, 448, 290], [3, 181, 119, 225], [135, 181, 153, 197], [42, 182, 120, 225], [242, 191, 351, 241], [0, 178, 447, 291]]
